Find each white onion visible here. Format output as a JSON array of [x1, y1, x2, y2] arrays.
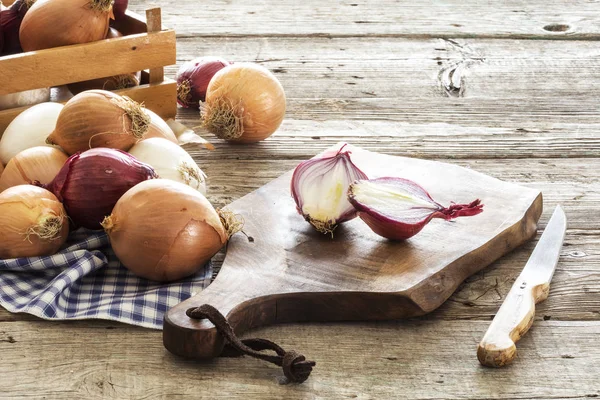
[[128, 138, 207, 194], [0, 88, 51, 111], [0, 102, 63, 165]]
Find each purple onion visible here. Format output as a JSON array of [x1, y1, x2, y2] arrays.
[[0, 0, 34, 55], [291, 143, 368, 235], [113, 0, 128, 20], [176, 57, 231, 109], [41, 148, 158, 230], [348, 177, 484, 240]]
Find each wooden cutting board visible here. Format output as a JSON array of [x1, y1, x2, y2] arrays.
[[163, 144, 543, 358]]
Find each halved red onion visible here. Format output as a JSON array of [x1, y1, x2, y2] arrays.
[[291, 144, 368, 234], [348, 177, 484, 240]]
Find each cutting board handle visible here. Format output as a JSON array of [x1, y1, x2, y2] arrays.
[[163, 278, 266, 358]]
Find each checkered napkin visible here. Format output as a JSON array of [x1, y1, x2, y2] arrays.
[[0, 229, 212, 329]]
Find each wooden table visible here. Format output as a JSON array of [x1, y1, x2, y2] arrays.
[[2, 1, 599, 398]]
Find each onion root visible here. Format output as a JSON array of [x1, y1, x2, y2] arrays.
[[201, 98, 244, 140], [177, 80, 192, 106], [89, 0, 113, 12], [109, 96, 151, 140], [24, 214, 64, 242], [177, 161, 206, 190]]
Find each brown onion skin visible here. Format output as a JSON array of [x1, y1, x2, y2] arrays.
[[104, 179, 227, 282], [48, 90, 146, 155], [19, 0, 112, 52], [0, 147, 68, 193], [43, 148, 157, 230], [0, 185, 68, 259], [176, 57, 231, 108], [204, 63, 286, 143]]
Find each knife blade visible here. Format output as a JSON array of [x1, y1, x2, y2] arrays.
[[477, 205, 567, 367]]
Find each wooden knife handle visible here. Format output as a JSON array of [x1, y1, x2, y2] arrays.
[[477, 280, 550, 367]]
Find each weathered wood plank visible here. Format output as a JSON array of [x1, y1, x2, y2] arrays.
[[130, 1, 600, 39], [170, 37, 600, 99], [172, 96, 600, 160], [1, 320, 598, 399]]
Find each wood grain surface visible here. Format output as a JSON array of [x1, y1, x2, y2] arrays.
[[1, 0, 599, 398]]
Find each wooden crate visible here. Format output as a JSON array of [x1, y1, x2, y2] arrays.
[[0, 7, 177, 138]]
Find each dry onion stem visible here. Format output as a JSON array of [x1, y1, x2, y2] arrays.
[[218, 208, 244, 239]]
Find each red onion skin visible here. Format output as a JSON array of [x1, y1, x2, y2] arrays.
[[176, 57, 231, 108], [113, 0, 128, 20], [0, 7, 23, 55], [42, 148, 158, 230], [0, 15, 4, 54], [348, 177, 484, 241]]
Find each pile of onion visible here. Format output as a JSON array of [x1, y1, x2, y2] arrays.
[[102, 179, 240, 282], [47, 90, 176, 155], [0, 102, 63, 165], [201, 63, 286, 143], [0, 146, 68, 192], [0, 185, 68, 259], [19, 0, 114, 52]]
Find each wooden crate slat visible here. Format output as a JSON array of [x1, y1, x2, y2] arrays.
[[0, 30, 176, 95], [0, 79, 178, 139]]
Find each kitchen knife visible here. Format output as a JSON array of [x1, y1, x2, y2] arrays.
[[477, 205, 567, 367]]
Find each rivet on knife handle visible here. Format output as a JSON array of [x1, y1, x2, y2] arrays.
[[477, 206, 566, 368]]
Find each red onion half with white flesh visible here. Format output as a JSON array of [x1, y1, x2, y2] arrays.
[[348, 177, 484, 240], [291, 144, 368, 234]]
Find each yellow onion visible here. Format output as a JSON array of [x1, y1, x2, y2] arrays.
[[0, 146, 68, 192], [67, 73, 140, 96], [101, 179, 238, 282], [0, 185, 68, 259], [19, 0, 113, 52], [47, 90, 151, 155], [201, 63, 286, 143]]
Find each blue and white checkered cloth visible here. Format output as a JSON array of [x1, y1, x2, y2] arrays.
[[0, 229, 212, 329]]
